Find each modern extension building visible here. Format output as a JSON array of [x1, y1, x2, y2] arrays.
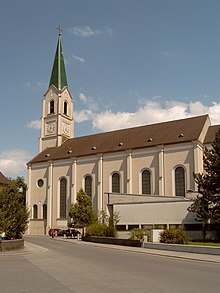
[[26, 32, 219, 236]]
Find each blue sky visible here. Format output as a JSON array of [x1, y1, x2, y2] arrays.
[[1, 0, 220, 179]]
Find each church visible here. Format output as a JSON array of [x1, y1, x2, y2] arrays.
[[26, 32, 219, 236]]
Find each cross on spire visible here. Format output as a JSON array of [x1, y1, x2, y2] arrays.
[[57, 26, 62, 36]]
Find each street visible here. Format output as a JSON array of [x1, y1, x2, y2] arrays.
[[0, 236, 219, 293]]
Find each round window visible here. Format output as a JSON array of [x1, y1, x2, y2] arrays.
[[37, 179, 44, 188]]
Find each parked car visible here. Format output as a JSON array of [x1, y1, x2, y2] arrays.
[[63, 229, 81, 238], [57, 230, 66, 236], [48, 228, 81, 238]]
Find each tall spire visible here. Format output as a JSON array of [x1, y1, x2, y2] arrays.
[[49, 27, 68, 91]]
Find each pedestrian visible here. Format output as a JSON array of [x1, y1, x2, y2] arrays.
[[2, 232, 5, 240], [51, 229, 55, 239]]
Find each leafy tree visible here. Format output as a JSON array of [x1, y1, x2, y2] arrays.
[[69, 188, 97, 235], [0, 177, 29, 239], [86, 210, 120, 238], [188, 129, 220, 239], [98, 210, 120, 228]]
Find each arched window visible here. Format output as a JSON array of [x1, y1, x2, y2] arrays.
[[64, 101, 68, 115], [175, 167, 185, 196], [50, 100, 55, 114], [112, 173, 120, 193], [43, 204, 47, 219], [60, 178, 67, 218], [85, 175, 92, 197], [33, 204, 38, 219], [142, 170, 151, 195]]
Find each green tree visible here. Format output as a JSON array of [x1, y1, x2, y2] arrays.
[[188, 129, 220, 239], [0, 176, 29, 239], [69, 188, 97, 235], [98, 210, 120, 228]]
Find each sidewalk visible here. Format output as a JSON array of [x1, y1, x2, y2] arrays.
[[54, 237, 220, 263], [0, 241, 48, 256]]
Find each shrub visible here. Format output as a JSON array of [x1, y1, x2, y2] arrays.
[[129, 228, 151, 242], [160, 228, 190, 244], [86, 223, 117, 237]]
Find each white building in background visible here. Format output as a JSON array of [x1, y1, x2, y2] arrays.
[[26, 31, 219, 237]]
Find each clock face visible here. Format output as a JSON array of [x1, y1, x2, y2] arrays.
[[47, 122, 56, 134], [63, 122, 70, 135]]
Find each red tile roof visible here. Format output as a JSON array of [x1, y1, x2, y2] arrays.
[[204, 125, 220, 144], [0, 172, 11, 185], [29, 115, 209, 164]]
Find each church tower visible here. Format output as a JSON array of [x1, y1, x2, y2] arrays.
[[39, 29, 74, 152]]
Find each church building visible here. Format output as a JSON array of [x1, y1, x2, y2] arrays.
[[26, 32, 219, 236]]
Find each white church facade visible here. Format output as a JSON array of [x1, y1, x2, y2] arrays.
[[26, 32, 219, 236]]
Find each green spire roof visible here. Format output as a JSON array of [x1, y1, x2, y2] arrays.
[[49, 32, 68, 90]]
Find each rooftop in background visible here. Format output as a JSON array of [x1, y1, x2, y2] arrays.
[[0, 172, 11, 186], [204, 125, 220, 144]]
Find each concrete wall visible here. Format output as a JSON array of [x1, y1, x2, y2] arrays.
[[112, 200, 197, 226], [144, 242, 220, 255], [82, 236, 141, 247], [28, 219, 47, 235], [0, 239, 24, 252]]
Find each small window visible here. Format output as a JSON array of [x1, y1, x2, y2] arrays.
[[37, 179, 44, 188], [43, 204, 47, 219], [33, 204, 38, 219], [50, 100, 55, 114], [142, 170, 151, 195], [175, 166, 185, 196], [64, 101, 68, 115], [60, 178, 67, 218], [112, 173, 120, 193], [85, 175, 92, 197]]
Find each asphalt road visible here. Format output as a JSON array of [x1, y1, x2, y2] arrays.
[[0, 236, 219, 293]]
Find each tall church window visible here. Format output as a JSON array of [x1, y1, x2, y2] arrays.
[[85, 175, 92, 197], [43, 204, 47, 219], [175, 166, 185, 196], [50, 100, 55, 114], [60, 178, 67, 218], [64, 101, 68, 115], [142, 170, 151, 195], [112, 173, 120, 193], [33, 204, 38, 219]]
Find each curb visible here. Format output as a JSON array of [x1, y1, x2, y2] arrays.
[[54, 237, 220, 263]]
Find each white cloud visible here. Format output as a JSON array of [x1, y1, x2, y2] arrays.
[[91, 100, 191, 131], [24, 81, 45, 90], [79, 93, 88, 103], [0, 149, 33, 179], [26, 119, 41, 129], [72, 54, 85, 63], [75, 109, 93, 123], [78, 92, 98, 112], [75, 98, 220, 132], [68, 26, 112, 38]]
